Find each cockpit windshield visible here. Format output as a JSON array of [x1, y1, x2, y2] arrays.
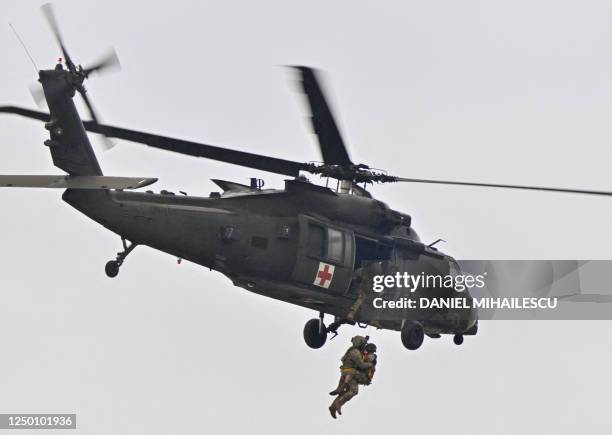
[[447, 257, 462, 277]]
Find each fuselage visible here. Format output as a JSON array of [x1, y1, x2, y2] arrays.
[[63, 179, 478, 335]]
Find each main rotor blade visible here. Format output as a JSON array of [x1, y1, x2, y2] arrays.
[[0, 106, 304, 177], [292, 66, 352, 166], [41, 3, 75, 73], [0, 105, 305, 176], [82, 122, 307, 176], [0, 106, 50, 122], [2, 106, 611, 196], [393, 177, 612, 197]]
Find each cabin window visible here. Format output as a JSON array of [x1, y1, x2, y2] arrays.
[[327, 228, 344, 263], [307, 223, 325, 257], [305, 223, 350, 264]]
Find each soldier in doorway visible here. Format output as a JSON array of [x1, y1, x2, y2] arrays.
[[346, 260, 383, 324]]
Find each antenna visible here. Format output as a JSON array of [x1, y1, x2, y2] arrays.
[[428, 238, 446, 248], [9, 23, 39, 72]]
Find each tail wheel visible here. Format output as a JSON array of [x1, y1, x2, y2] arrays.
[[401, 320, 424, 350], [303, 318, 327, 349]]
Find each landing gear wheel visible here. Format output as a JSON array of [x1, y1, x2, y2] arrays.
[[105, 238, 138, 279], [105, 260, 120, 278], [453, 334, 464, 345], [401, 320, 424, 350], [303, 318, 327, 349]]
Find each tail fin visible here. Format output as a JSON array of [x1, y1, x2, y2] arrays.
[[39, 66, 103, 176], [1, 102, 102, 176]]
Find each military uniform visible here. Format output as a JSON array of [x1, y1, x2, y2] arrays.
[[328, 336, 373, 418], [346, 261, 383, 322], [330, 342, 377, 394], [362, 343, 377, 385]]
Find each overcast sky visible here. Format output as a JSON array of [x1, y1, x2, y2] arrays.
[[1, 1, 611, 434]]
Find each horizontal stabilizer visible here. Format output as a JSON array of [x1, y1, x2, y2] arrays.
[[0, 175, 157, 190]]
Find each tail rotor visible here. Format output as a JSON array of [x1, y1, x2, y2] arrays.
[[41, 2, 120, 150]]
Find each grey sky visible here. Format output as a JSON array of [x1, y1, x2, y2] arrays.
[[1, 0, 611, 434]]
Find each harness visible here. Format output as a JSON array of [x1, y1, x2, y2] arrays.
[[340, 347, 370, 374]]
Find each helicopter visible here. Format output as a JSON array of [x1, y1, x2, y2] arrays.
[[3, 4, 612, 351]]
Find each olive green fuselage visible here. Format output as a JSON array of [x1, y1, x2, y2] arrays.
[[63, 183, 477, 335]]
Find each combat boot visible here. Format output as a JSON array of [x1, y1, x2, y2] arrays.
[[329, 386, 348, 396], [329, 380, 348, 395], [329, 397, 343, 418]]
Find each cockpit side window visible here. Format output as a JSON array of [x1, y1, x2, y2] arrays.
[[354, 236, 392, 269], [448, 257, 462, 277]]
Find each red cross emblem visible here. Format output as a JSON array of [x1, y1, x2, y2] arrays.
[[314, 262, 335, 289]]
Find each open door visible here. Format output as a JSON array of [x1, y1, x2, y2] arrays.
[[292, 214, 355, 295]]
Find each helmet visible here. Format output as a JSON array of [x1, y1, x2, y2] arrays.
[[364, 342, 377, 353], [351, 335, 367, 348]]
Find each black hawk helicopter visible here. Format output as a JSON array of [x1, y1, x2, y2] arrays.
[[3, 5, 612, 351]]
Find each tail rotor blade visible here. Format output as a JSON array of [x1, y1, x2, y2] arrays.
[[82, 49, 121, 77], [79, 90, 115, 151], [41, 3, 75, 72], [28, 82, 47, 109], [79, 90, 99, 125]]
